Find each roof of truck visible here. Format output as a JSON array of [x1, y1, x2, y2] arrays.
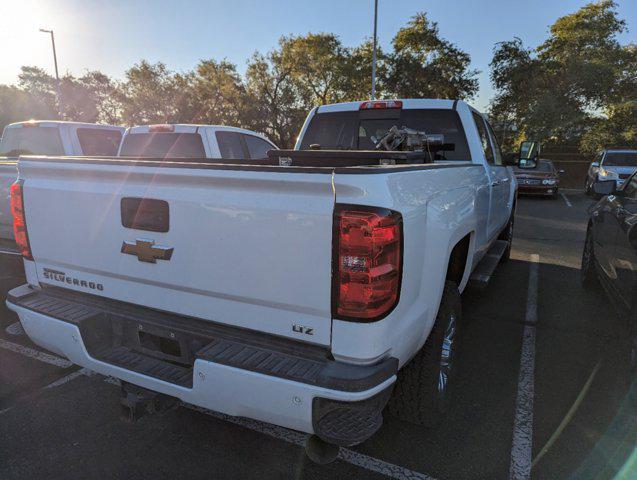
[[316, 99, 463, 114], [4, 120, 123, 130]]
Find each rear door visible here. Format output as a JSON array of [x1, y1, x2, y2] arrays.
[[609, 174, 637, 310], [472, 112, 510, 239], [21, 159, 336, 346]]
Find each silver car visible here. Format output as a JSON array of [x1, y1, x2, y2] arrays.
[[585, 149, 637, 195]]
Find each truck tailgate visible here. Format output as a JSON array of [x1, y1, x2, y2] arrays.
[[20, 159, 335, 346]]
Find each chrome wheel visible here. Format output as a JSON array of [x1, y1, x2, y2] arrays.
[[438, 313, 456, 396]]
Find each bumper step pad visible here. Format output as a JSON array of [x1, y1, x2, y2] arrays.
[[8, 286, 397, 392]]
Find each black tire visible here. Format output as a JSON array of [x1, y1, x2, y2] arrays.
[[498, 212, 514, 263], [386, 281, 461, 426], [585, 179, 592, 196], [581, 226, 599, 288]]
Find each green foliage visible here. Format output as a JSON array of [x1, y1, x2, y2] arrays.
[[0, 11, 478, 148], [386, 13, 478, 100], [489, 1, 637, 154]]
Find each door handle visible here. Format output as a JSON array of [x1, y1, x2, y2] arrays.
[[500, 177, 510, 183], [491, 180, 500, 186]]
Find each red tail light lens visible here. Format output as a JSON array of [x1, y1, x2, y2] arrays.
[[333, 205, 402, 321], [148, 124, 175, 132], [359, 100, 403, 110], [10, 181, 32, 260]]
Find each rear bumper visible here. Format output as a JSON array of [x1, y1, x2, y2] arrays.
[[7, 284, 396, 446]]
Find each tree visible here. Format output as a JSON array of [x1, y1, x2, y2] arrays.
[[17, 66, 59, 119], [245, 51, 305, 147], [385, 12, 478, 100], [279, 33, 350, 107], [341, 39, 388, 100], [189, 59, 246, 126], [118, 61, 181, 125], [489, 1, 637, 153]]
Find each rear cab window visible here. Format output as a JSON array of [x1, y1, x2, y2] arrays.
[[0, 125, 64, 156], [119, 132, 206, 158], [77, 128, 122, 156], [300, 108, 471, 161]]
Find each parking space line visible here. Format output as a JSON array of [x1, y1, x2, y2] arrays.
[[509, 253, 539, 480], [0, 338, 73, 368], [560, 192, 572, 208], [5, 351, 436, 480], [44, 368, 94, 389]]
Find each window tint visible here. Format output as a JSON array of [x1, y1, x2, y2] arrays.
[[216, 131, 246, 159], [119, 133, 206, 158], [300, 109, 471, 160], [622, 173, 637, 198], [244, 135, 274, 159], [602, 152, 637, 167], [485, 120, 503, 166], [77, 128, 122, 156], [300, 112, 358, 150], [472, 112, 494, 164], [0, 126, 64, 156]]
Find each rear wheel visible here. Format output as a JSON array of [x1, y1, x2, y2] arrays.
[[585, 178, 593, 196], [581, 226, 599, 288], [387, 281, 461, 426]]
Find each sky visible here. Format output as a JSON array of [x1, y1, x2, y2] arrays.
[[1, 0, 636, 111]]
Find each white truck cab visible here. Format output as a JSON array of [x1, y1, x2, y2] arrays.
[[118, 124, 277, 159]]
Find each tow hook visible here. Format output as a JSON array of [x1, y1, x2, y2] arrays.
[[120, 381, 178, 423]]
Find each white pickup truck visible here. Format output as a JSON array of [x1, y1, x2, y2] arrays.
[[0, 121, 124, 242], [6, 99, 516, 460]]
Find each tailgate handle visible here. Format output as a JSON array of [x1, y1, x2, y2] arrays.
[[121, 198, 169, 232]]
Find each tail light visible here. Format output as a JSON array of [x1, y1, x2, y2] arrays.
[[10, 180, 32, 260], [333, 205, 402, 321], [148, 124, 175, 132], [359, 100, 403, 110]]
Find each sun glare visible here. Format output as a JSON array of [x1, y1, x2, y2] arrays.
[[0, 1, 70, 84]]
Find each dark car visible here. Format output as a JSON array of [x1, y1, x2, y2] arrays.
[[513, 159, 562, 198], [582, 172, 637, 369]]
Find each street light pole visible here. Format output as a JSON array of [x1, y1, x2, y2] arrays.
[[39, 28, 62, 118], [371, 0, 378, 100]]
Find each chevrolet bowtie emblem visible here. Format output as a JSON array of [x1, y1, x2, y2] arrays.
[[121, 239, 174, 263]]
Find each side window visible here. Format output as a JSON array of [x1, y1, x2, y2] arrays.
[[471, 112, 494, 164], [215, 131, 246, 159], [622, 173, 637, 198], [244, 135, 274, 159], [485, 121, 503, 166]]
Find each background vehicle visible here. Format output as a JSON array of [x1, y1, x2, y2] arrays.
[[514, 159, 563, 198], [118, 124, 277, 159], [0, 121, 124, 242], [585, 149, 637, 196], [582, 174, 637, 369], [6, 99, 516, 461]]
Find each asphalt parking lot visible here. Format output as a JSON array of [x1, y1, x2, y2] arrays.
[[1, 190, 636, 480]]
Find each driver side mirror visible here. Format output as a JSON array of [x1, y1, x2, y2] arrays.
[[518, 140, 540, 169], [593, 179, 617, 196]]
